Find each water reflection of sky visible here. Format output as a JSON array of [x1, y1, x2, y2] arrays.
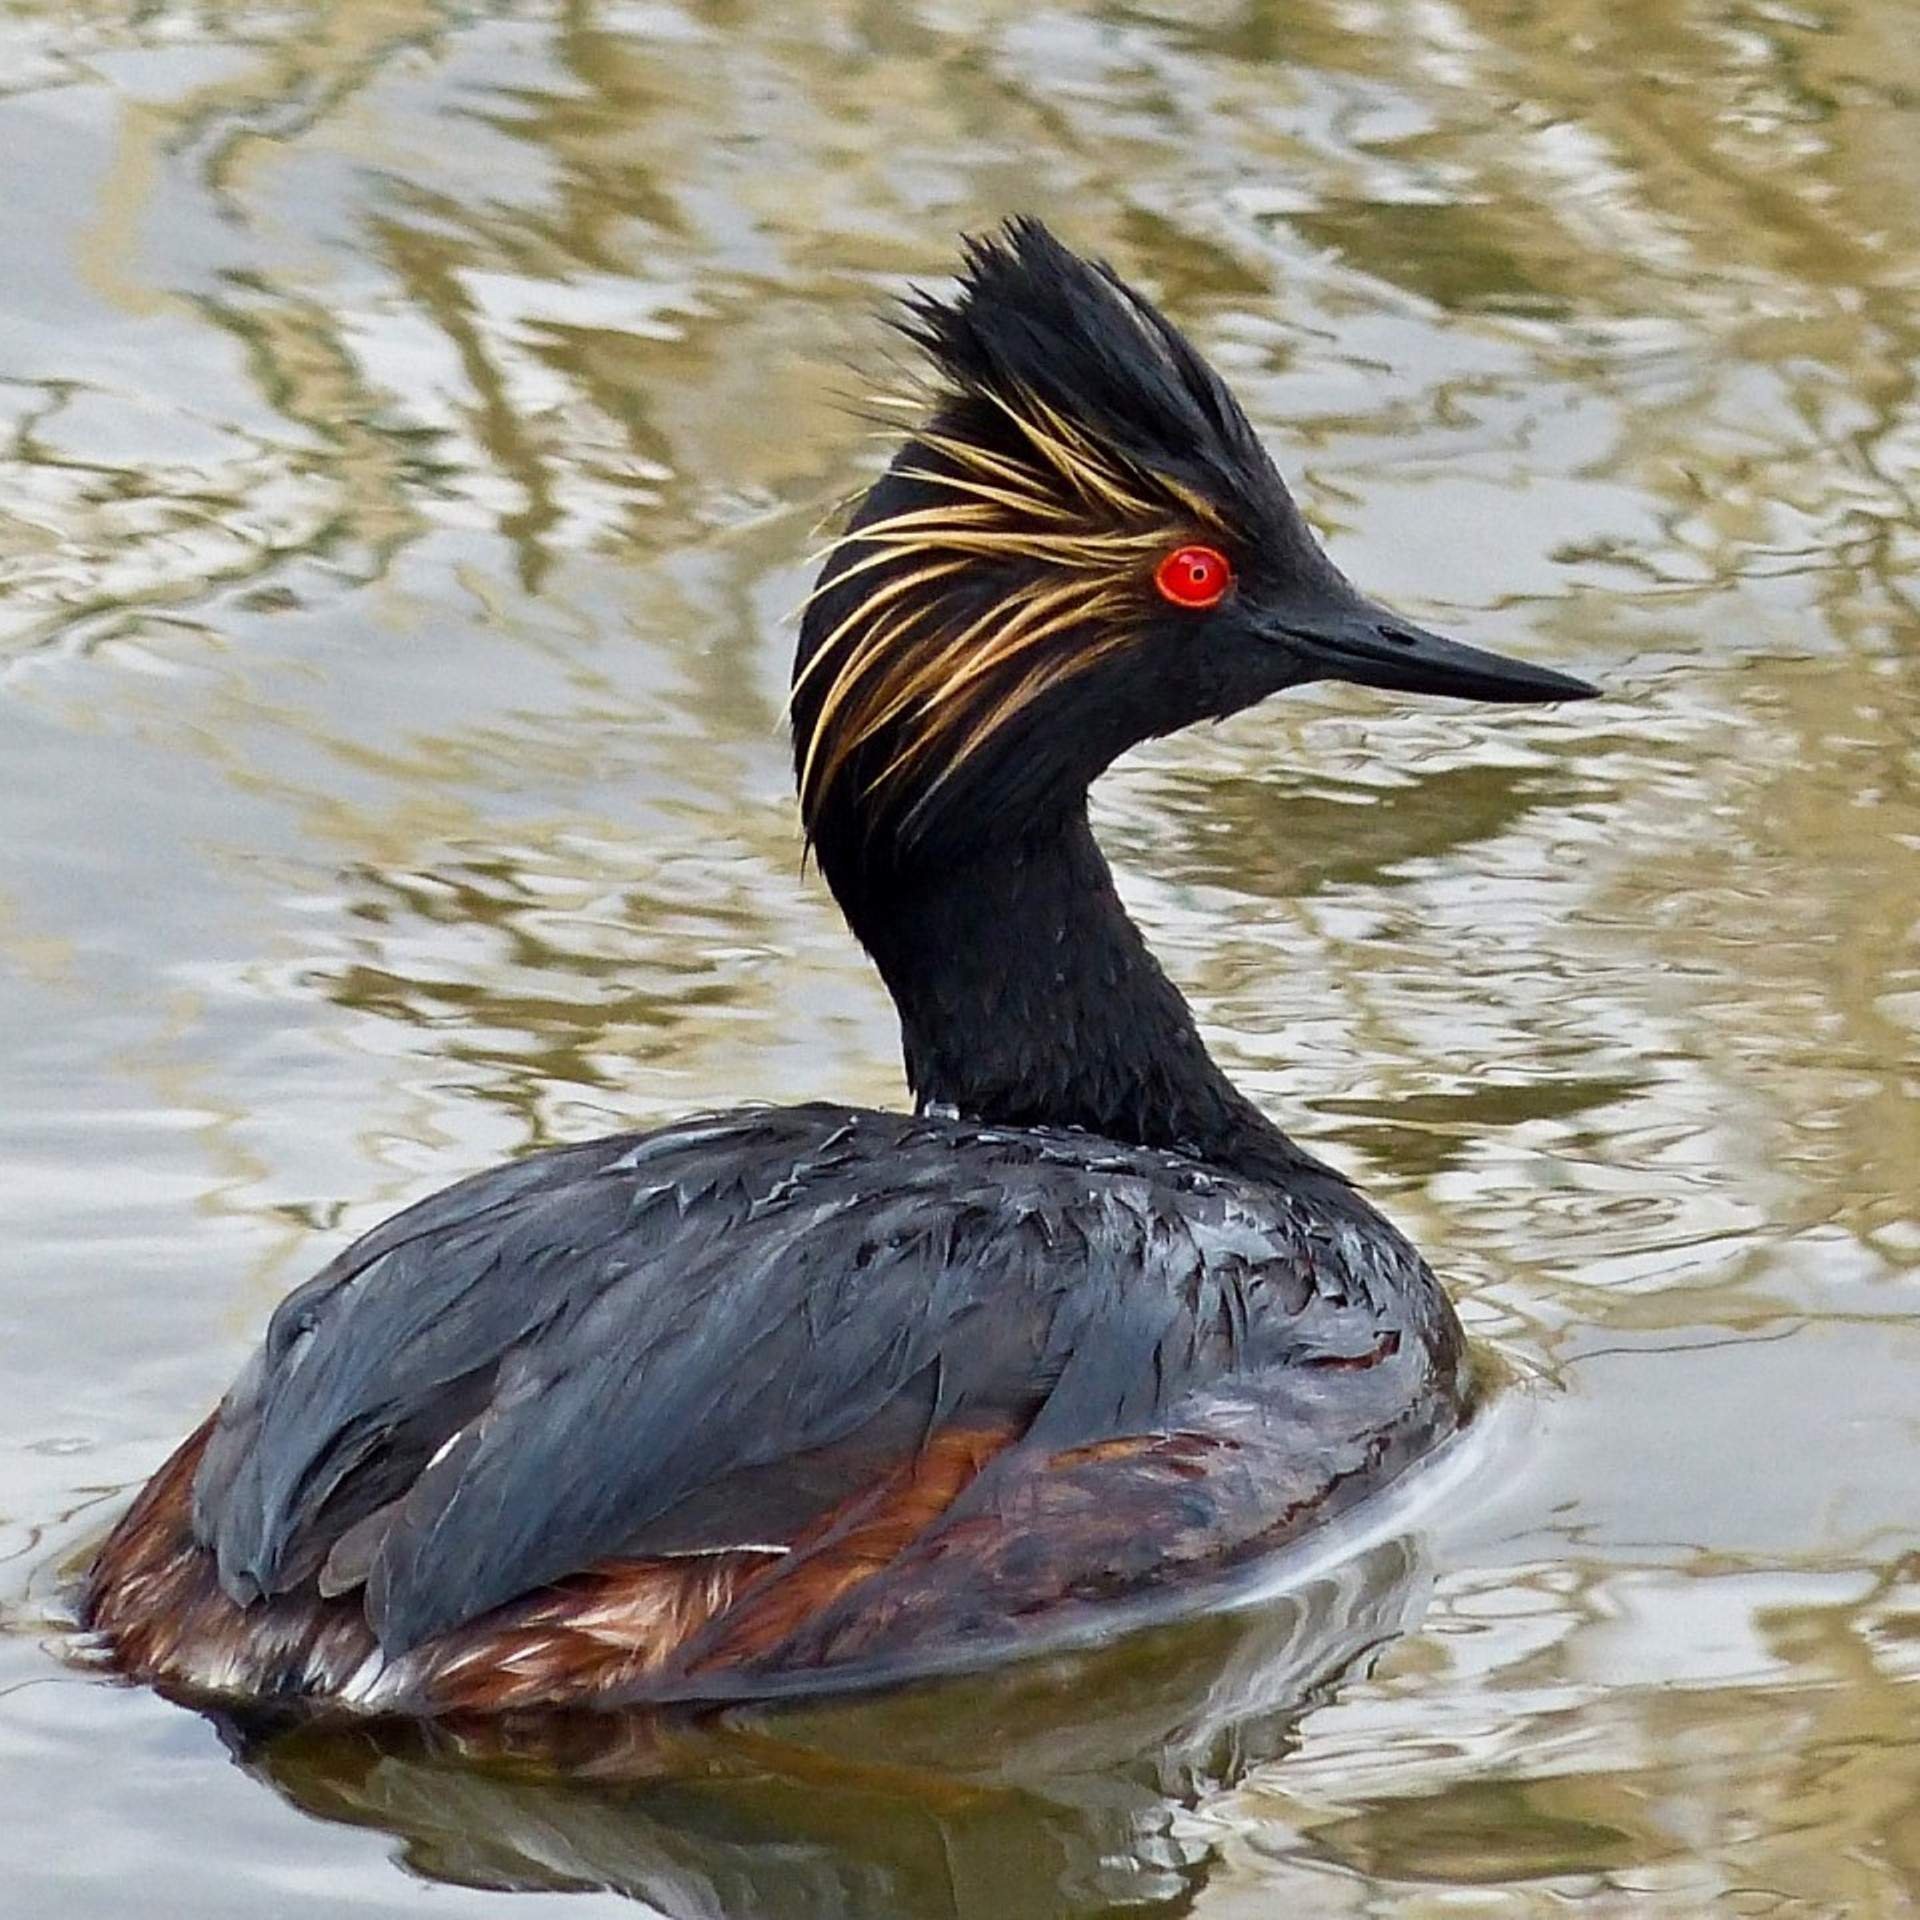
[[1, 2, 1916, 1915]]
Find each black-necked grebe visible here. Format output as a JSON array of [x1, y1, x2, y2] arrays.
[[85, 220, 1595, 1713]]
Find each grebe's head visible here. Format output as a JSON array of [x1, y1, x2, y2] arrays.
[[793, 219, 1593, 882]]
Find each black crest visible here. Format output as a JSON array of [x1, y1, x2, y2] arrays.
[[892, 217, 1287, 539]]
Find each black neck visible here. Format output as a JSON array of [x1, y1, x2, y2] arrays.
[[838, 811, 1311, 1178]]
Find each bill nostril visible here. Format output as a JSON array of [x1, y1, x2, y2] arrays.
[[1377, 624, 1421, 650]]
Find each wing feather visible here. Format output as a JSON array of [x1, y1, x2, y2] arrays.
[[191, 1104, 1392, 1656]]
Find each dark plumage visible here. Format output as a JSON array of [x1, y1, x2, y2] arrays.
[[84, 220, 1595, 1712]]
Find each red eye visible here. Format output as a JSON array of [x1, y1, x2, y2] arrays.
[[1153, 544, 1234, 610]]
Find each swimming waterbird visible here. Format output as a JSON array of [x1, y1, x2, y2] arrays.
[[85, 220, 1596, 1712]]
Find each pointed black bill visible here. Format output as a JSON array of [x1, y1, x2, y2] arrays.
[[1265, 593, 1598, 704]]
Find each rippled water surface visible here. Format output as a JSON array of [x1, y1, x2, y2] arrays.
[[2, 3, 1917, 1914]]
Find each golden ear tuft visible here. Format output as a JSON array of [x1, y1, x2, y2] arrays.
[[796, 378, 1224, 831]]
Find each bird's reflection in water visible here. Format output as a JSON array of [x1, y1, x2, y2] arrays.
[[211, 1536, 1425, 1917]]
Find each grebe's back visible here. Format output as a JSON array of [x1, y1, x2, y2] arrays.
[[94, 1105, 1454, 1708]]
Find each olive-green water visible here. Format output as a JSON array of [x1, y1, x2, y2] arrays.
[[2, 3, 1916, 1915]]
